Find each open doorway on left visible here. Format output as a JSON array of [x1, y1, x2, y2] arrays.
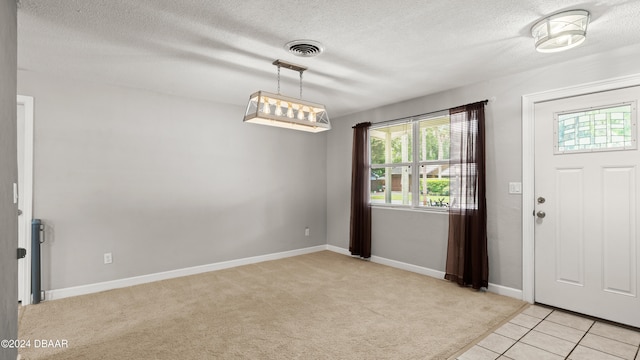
[[17, 95, 34, 305]]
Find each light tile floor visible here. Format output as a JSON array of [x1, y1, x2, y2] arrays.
[[457, 305, 640, 360]]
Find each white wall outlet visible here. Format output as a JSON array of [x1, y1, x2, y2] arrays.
[[104, 252, 113, 264], [305, 227, 310, 237], [509, 182, 522, 194]]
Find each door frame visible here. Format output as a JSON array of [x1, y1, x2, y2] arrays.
[[17, 95, 34, 305], [522, 73, 640, 303]]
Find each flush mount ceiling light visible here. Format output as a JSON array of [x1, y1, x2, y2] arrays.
[[243, 59, 330, 133], [531, 9, 590, 53]]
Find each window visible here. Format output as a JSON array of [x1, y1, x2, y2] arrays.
[[555, 102, 637, 154], [369, 113, 450, 209]]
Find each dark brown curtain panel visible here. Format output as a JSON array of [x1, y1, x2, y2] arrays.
[[349, 122, 372, 258], [445, 101, 488, 289]]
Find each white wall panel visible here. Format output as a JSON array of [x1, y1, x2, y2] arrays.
[[555, 168, 584, 285], [602, 166, 636, 296]]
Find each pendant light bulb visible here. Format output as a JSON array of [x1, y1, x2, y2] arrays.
[[297, 106, 305, 120], [287, 103, 294, 118], [274, 101, 283, 116], [262, 97, 271, 114]]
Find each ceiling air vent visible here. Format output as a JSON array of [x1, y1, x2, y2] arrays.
[[285, 40, 324, 57]]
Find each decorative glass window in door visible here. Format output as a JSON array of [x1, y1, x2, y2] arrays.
[[555, 102, 637, 154]]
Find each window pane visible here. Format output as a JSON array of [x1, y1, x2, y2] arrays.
[[370, 122, 412, 164], [449, 163, 478, 209], [370, 166, 412, 205], [368, 114, 453, 210], [418, 116, 450, 162], [370, 137, 386, 165], [556, 104, 636, 153], [370, 168, 386, 197], [417, 165, 450, 208]]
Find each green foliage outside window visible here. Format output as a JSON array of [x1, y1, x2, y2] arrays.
[[421, 126, 450, 161], [420, 178, 449, 195]]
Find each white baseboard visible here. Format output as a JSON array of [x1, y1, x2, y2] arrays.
[[45, 244, 523, 302], [371, 255, 446, 279], [46, 245, 327, 301], [326, 246, 523, 300], [326, 244, 350, 255], [487, 282, 523, 299]]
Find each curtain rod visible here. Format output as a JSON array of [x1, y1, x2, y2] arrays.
[[371, 99, 489, 127]]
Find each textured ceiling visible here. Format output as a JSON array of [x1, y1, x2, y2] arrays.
[[16, 0, 640, 118]]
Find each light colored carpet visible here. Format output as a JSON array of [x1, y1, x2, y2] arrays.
[[18, 251, 525, 359]]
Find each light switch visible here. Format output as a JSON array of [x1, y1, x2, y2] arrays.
[[509, 182, 522, 194]]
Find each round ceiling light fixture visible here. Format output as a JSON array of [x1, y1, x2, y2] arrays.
[[285, 40, 324, 57], [531, 10, 590, 53]]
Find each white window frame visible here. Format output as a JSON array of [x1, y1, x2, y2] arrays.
[[369, 111, 450, 211]]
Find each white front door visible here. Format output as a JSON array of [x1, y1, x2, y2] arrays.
[[534, 86, 640, 328]]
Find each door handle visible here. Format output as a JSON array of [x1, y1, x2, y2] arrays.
[[536, 211, 546, 218], [18, 209, 23, 216]]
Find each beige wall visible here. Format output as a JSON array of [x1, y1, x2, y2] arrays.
[[327, 43, 640, 290], [18, 71, 327, 290], [0, 0, 18, 358]]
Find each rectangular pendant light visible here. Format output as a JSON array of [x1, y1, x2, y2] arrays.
[[243, 91, 330, 133], [243, 60, 331, 133]]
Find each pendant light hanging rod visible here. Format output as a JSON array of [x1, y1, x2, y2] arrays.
[[272, 59, 307, 99], [277, 64, 280, 95]]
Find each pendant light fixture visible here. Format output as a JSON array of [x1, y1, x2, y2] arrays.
[[531, 10, 590, 53], [243, 59, 330, 133]]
